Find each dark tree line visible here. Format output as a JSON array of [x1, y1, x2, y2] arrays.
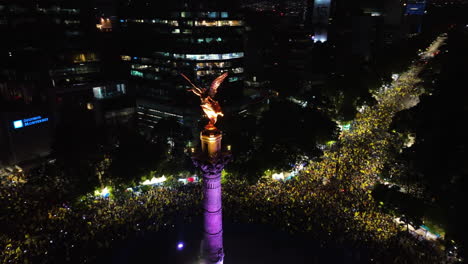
[[220, 100, 339, 183], [389, 27, 468, 258]]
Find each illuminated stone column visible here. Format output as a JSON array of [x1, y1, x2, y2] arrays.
[[193, 126, 230, 264]]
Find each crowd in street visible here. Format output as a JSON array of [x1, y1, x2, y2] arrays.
[[0, 182, 203, 263], [0, 34, 452, 263]]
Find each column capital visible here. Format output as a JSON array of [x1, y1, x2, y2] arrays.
[[192, 151, 231, 178]]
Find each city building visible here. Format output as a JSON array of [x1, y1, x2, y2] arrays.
[[0, 1, 131, 165], [311, 0, 332, 43], [0, 111, 52, 166], [329, 0, 408, 64], [242, 5, 315, 88], [404, 0, 427, 34], [118, 0, 245, 134]]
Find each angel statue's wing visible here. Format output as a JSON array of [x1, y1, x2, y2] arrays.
[[209, 72, 229, 97], [181, 73, 204, 96]]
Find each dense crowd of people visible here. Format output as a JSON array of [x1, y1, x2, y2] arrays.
[[0, 182, 203, 263], [0, 34, 453, 263]]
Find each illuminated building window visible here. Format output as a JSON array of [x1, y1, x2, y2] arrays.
[[74, 54, 86, 63], [197, 69, 229, 76], [147, 108, 183, 118], [197, 37, 223, 43], [62, 8, 79, 14], [117, 84, 126, 93], [155, 52, 244, 61], [221, 12, 228, 18], [172, 28, 180, 34], [224, 20, 243, 26], [73, 53, 98, 63], [137, 112, 162, 121], [96, 17, 112, 31], [208, 12, 218, 18], [93, 87, 104, 99], [195, 20, 214, 27], [131, 64, 150, 70], [187, 52, 244, 60], [215, 61, 229, 67], [168, 20, 179, 26], [127, 17, 241, 27], [173, 53, 185, 59], [232, 67, 244, 73], [221, 52, 244, 60], [93, 84, 126, 99], [156, 52, 170, 57], [181, 12, 191, 18], [194, 20, 243, 27], [131, 70, 144, 77]]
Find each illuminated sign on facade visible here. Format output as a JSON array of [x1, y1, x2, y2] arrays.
[[312, 0, 331, 25], [406, 2, 426, 15], [12, 116, 49, 129], [312, 0, 331, 43]]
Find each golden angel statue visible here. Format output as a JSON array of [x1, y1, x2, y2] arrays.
[[181, 72, 229, 128]]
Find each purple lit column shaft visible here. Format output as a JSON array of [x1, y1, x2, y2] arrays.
[[198, 130, 225, 264], [203, 173, 223, 263]]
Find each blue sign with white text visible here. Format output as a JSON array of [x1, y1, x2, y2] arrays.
[[406, 3, 426, 15], [12, 116, 49, 129]]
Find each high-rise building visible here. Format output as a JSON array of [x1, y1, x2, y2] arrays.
[[0, 111, 53, 166], [312, 0, 332, 43], [405, 0, 427, 15], [0, 0, 130, 165], [118, 0, 245, 134], [0, 1, 106, 107], [0, 1, 91, 165], [329, 0, 408, 63], [404, 0, 426, 34], [383, 0, 405, 45]]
